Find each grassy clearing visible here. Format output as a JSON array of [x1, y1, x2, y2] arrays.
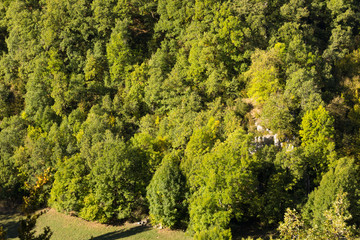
[[36, 209, 191, 240], [1, 207, 191, 240], [0, 206, 274, 240]]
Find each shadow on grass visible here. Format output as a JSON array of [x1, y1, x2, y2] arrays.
[[0, 213, 21, 239], [91, 225, 151, 240], [4, 220, 20, 239], [230, 219, 277, 240], [0, 217, 20, 239]]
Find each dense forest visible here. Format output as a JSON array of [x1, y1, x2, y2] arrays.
[[0, 0, 359, 239]]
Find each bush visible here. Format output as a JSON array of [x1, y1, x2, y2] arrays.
[[193, 226, 232, 240]]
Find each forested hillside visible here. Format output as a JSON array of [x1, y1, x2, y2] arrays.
[[0, 0, 359, 239]]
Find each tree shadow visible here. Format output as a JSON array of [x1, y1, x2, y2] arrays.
[[91, 225, 152, 240], [2, 219, 20, 239], [231, 220, 276, 240], [0, 212, 21, 239]]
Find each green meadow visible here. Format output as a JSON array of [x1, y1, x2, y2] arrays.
[[1, 209, 190, 240]]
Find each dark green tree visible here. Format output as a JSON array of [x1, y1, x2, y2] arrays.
[[302, 157, 360, 227], [299, 105, 336, 180], [80, 132, 150, 223], [187, 129, 255, 238], [146, 151, 187, 229], [0, 116, 27, 201], [49, 154, 89, 214]]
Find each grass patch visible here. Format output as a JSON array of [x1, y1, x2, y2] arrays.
[[0, 206, 275, 239], [35, 209, 191, 240], [1, 207, 190, 240]]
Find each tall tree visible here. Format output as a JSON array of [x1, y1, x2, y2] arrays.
[[146, 151, 187, 229]]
